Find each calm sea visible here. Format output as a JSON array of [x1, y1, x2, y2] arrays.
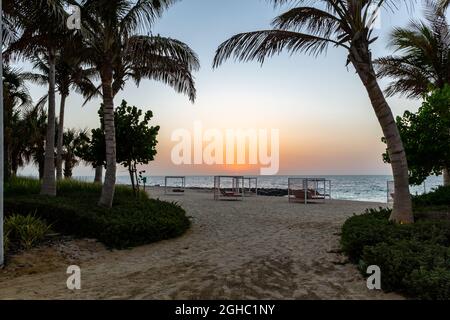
[[76, 175, 444, 203]]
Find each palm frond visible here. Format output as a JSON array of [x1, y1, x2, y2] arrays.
[[128, 55, 197, 102], [126, 35, 200, 71], [272, 6, 342, 38], [213, 30, 339, 67], [120, 0, 176, 34]]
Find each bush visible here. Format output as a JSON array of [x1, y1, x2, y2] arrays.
[[341, 208, 450, 299], [5, 178, 190, 249], [4, 214, 51, 250], [341, 208, 395, 261], [405, 268, 450, 300], [413, 186, 450, 207]]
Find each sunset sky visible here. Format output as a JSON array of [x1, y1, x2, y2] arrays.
[[19, 0, 423, 177]]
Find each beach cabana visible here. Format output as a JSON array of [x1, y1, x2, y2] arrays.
[[243, 177, 258, 197], [165, 176, 186, 195], [214, 176, 244, 201], [288, 178, 331, 204]]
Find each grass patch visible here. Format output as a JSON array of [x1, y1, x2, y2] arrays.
[[5, 177, 191, 249], [5, 214, 52, 251]]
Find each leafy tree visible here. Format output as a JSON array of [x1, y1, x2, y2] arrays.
[[77, 101, 160, 195], [383, 86, 450, 186], [115, 101, 160, 195], [213, 0, 415, 223]]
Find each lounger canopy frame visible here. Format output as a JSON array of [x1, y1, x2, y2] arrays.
[[288, 178, 331, 204], [243, 177, 258, 197], [214, 176, 244, 201], [165, 176, 186, 195]]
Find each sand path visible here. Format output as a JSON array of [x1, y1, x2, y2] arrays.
[[0, 188, 402, 300]]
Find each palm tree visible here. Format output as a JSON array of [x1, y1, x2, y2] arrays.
[[1, 0, 65, 267], [23, 106, 49, 180], [78, 0, 200, 207], [6, 0, 69, 196], [213, 0, 415, 223], [62, 129, 89, 178], [25, 50, 98, 181], [2, 65, 33, 180], [376, 0, 450, 186]]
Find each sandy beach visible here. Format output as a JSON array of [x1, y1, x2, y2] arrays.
[[0, 188, 402, 300]]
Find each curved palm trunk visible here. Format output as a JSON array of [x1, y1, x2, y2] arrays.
[[94, 166, 103, 183], [56, 93, 67, 181], [40, 50, 57, 196], [350, 46, 413, 224], [98, 68, 116, 208]]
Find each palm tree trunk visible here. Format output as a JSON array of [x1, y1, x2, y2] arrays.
[[40, 49, 57, 196], [56, 93, 67, 181], [444, 167, 450, 186], [94, 166, 103, 183], [350, 47, 413, 224], [98, 67, 116, 208]]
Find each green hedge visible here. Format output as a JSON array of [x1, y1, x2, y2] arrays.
[[413, 186, 450, 207], [5, 178, 191, 249], [341, 208, 450, 300]]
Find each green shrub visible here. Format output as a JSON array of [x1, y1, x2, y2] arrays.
[[4, 178, 190, 249], [341, 208, 395, 261], [413, 186, 450, 207], [360, 241, 450, 292], [341, 208, 450, 299], [5, 214, 51, 250], [405, 268, 450, 300]]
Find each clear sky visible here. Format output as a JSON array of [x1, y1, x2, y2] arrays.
[[20, 0, 425, 177]]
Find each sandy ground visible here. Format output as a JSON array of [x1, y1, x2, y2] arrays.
[[0, 188, 403, 300]]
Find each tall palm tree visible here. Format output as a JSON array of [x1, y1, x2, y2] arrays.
[[1, 0, 65, 267], [6, 0, 69, 196], [376, 0, 450, 186], [25, 50, 98, 181], [213, 0, 415, 223], [78, 0, 200, 207]]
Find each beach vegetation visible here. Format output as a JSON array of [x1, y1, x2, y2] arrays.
[[377, 1, 450, 186], [4, 177, 191, 249], [383, 86, 450, 186], [4, 214, 52, 251], [342, 200, 450, 299], [76, 101, 160, 197]]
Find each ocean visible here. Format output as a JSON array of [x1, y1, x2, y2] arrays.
[[76, 175, 444, 203]]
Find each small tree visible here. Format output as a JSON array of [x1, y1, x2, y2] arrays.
[[77, 101, 160, 196], [383, 86, 450, 186], [114, 101, 159, 195]]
